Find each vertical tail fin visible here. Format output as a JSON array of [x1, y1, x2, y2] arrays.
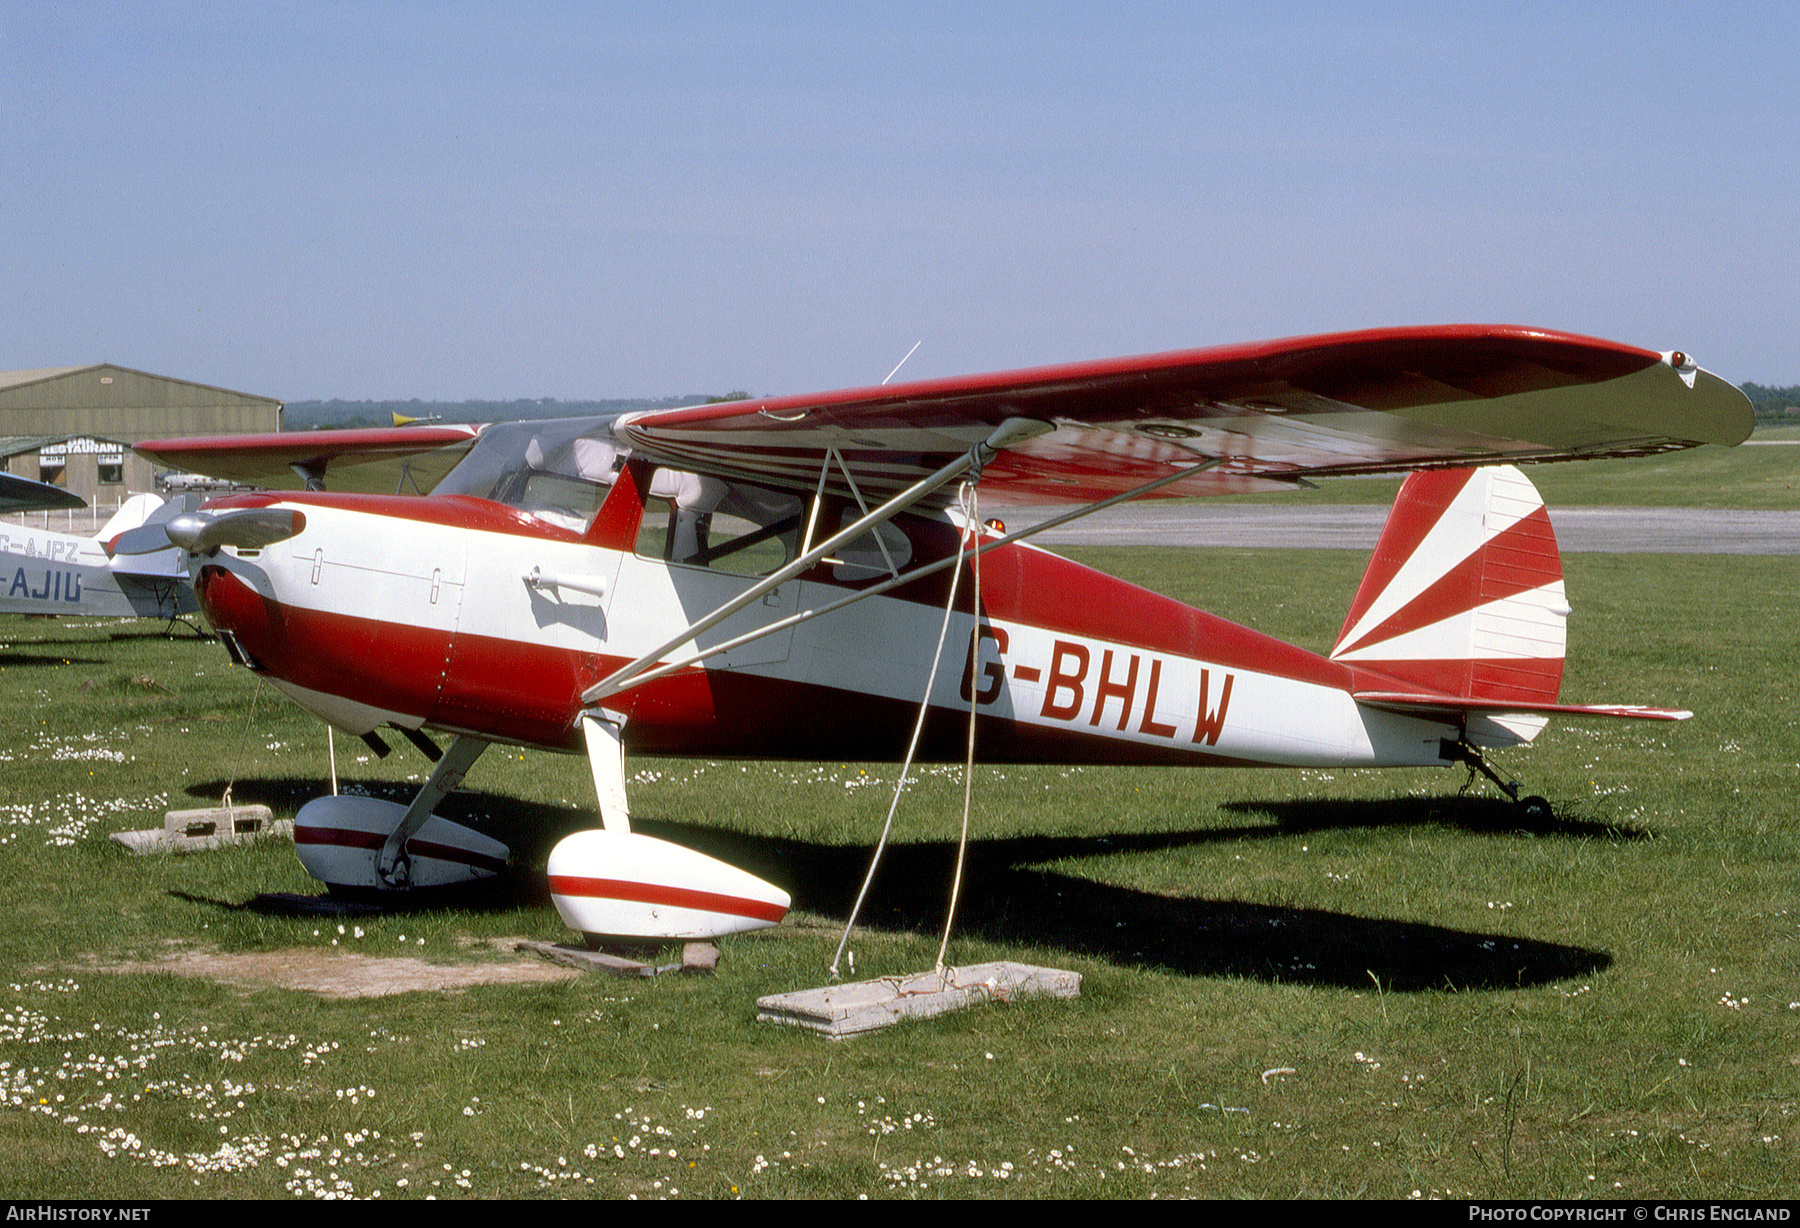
[[1330, 465, 1568, 708], [94, 492, 165, 543]]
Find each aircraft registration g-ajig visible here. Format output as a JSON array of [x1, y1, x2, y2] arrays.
[[131, 325, 1752, 948]]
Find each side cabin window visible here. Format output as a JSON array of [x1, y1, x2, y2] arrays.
[[631, 480, 931, 584], [511, 465, 606, 532], [830, 509, 913, 582], [636, 470, 802, 577]]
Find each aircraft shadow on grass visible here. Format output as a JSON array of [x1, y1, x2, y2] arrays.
[[1218, 794, 1652, 841], [0, 649, 112, 669], [0, 626, 206, 671], [193, 778, 1613, 992]]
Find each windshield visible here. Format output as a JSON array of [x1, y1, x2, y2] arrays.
[[433, 416, 626, 532]]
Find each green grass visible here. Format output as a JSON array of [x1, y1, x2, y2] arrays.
[[1, 540, 1797, 1199]]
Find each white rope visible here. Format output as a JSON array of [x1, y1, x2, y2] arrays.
[[828, 480, 978, 981], [223, 674, 266, 815], [934, 482, 981, 979]]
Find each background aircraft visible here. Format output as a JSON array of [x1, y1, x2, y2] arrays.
[[132, 325, 1753, 946], [1, 482, 198, 622]]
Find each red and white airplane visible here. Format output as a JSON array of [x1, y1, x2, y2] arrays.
[[132, 325, 1752, 946]]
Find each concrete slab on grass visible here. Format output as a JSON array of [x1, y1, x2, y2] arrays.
[[112, 806, 286, 854], [757, 961, 1080, 1037], [517, 939, 720, 978]]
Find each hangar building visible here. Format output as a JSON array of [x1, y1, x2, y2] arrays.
[[0, 364, 281, 509]]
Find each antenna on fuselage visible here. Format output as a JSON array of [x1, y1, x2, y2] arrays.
[[882, 341, 922, 386]]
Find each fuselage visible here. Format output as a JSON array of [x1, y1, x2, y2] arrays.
[[189, 457, 1469, 772]]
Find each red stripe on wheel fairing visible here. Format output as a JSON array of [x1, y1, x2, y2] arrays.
[[548, 874, 788, 923], [294, 824, 508, 875]]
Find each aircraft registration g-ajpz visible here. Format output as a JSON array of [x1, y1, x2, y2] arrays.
[[131, 325, 1752, 948]]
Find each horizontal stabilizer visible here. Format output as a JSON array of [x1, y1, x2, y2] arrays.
[[1352, 691, 1692, 722]]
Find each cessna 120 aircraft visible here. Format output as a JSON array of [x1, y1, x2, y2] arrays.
[[130, 325, 1752, 946]]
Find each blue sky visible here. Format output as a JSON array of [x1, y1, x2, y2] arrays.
[[6, 3, 1794, 400]]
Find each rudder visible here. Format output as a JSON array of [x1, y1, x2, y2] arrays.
[[1330, 465, 1568, 708]]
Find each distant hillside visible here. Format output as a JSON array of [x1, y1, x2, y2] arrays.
[[1743, 383, 1800, 424], [282, 396, 723, 430]]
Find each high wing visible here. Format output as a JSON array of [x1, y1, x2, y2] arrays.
[[612, 325, 1753, 507], [133, 423, 482, 495]]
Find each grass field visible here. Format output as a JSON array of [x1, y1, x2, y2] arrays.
[[1, 514, 1796, 1198], [3, 423, 1800, 1195]]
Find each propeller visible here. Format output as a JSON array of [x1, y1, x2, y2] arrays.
[[107, 522, 184, 556]]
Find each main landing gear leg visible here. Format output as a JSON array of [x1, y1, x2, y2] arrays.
[[376, 736, 490, 887], [545, 709, 791, 945], [579, 711, 631, 834], [1444, 739, 1553, 822]]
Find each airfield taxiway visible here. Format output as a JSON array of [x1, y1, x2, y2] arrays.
[[1019, 505, 1800, 554]]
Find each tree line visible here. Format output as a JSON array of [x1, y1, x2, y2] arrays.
[[1740, 383, 1800, 423]]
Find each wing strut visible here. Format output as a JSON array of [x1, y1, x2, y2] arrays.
[[584, 455, 1223, 704], [827, 444, 902, 577], [581, 416, 1052, 705], [581, 711, 632, 832]]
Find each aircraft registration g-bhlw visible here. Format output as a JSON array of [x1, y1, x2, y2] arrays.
[[131, 325, 1752, 947]]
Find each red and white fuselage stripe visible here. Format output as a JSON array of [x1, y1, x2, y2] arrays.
[[192, 478, 1553, 772]]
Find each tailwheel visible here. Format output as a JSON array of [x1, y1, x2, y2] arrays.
[[1516, 794, 1554, 823], [1445, 739, 1553, 820]]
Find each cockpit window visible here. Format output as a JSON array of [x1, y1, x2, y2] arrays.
[[433, 417, 624, 532], [436, 418, 809, 566], [636, 470, 803, 576]]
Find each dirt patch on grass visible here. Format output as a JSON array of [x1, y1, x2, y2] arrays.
[[92, 943, 580, 999]]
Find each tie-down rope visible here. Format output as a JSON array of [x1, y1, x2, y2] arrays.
[[829, 480, 984, 983]]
